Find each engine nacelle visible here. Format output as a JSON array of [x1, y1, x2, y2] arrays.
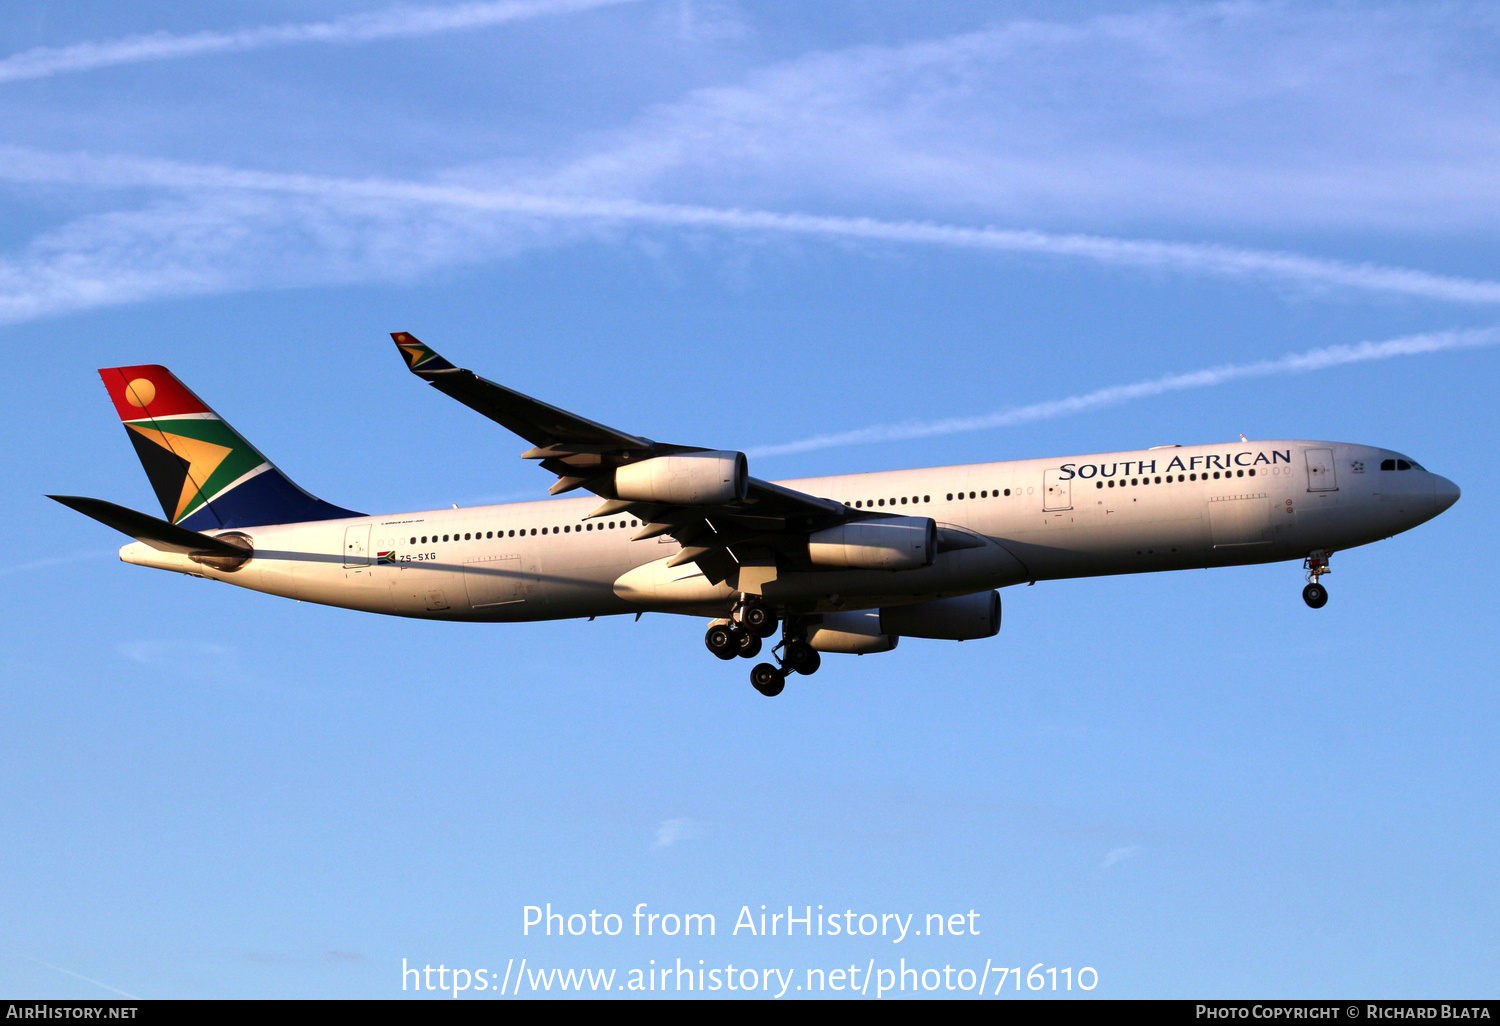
[[614, 451, 748, 505], [806, 611, 899, 654], [879, 591, 1000, 641], [807, 516, 936, 571]]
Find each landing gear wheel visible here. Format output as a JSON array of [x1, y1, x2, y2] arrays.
[[736, 631, 763, 659], [1301, 550, 1332, 609], [750, 662, 786, 697], [705, 623, 739, 660], [741, 601, 779, 638], [783, 641, 821, 676]]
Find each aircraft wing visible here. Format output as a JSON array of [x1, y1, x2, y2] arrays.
[[393, 333, 852, 583], [393, 333, 653, 451]]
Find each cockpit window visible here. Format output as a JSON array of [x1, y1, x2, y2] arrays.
[[1381, 459, 1396, 470], [1396, 459, 1411, 471]]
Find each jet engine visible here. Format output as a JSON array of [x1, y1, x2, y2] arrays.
[[806, 516, 936, 570], [806, 611, 899, 654], [879, 591, 1000, 640], [614, 451, 748, 505]]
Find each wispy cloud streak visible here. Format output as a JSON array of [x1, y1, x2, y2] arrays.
[[10, 953, 139, 999], [6, 148, 1500, 308], [0, 0, 636, 84], [0, 550, 115, 577], [1099, 845, 1142, 870], [746, 327, 1500, 458], [652, 817, 700, 849]]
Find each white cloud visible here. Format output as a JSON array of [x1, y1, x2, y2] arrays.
[[2, 6, 1498, 331], [531, 3, 1500, 231], [0, 183, 583, 326], [1099, 845, 1142, 870], [118, 639, 237, 669], [0, 0, 641, 84], [3, 147, 1500, 329], [747, 326, 1500, 457], [653, 817, 700, 848]]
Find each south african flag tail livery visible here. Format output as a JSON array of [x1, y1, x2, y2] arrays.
[[95, 365, 361, 531]]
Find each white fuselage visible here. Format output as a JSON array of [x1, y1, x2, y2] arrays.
[[119, 440, 1456, 621]]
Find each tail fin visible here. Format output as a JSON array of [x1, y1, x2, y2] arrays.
[[98, 365, 362, 530]]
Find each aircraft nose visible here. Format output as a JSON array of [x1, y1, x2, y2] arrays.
[[1432, 475, 1461, 514]]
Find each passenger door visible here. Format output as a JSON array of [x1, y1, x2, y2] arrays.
[[342, 524, 371, 567], [1043, 469, 1073, 511], [1305, 448, 1338, 492]]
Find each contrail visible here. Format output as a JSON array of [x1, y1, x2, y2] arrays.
[[8, 952, 139, 999], [0, 550, 116, 577], [4, 148, 1500, 305], [0, 0, 637, 84], [745, 326, 1500, 458]]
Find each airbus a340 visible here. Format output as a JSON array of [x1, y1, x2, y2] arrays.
[[52, 334, 1461, 696]]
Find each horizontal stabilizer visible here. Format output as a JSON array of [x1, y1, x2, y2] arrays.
[[48, 495, 251, 557]]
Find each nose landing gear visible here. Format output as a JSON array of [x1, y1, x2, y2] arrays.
[[1302, 551, 1332, 608]]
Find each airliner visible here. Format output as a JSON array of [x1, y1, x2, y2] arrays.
[[52, 333, 1461, 696]]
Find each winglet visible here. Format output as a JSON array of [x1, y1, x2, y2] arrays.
[[392, 332, 456, 375]]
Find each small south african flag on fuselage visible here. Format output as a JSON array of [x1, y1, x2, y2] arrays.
[[377, 551, 397, 564]]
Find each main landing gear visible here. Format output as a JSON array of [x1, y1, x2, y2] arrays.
[[704, 597, 779, 660], [703, 600, 820, 697], [1302, 550, 1332, 609], [748, 635, 822, 698]]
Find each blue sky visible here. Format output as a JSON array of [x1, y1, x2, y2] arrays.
[[2, 0, 1497, 999]]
